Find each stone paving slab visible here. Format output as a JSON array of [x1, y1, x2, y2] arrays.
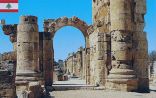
[[50, 90, 156, 98], [51, 79, 156, 98]]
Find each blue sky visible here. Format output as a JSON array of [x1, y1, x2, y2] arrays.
[[0, 0, 155, 60]]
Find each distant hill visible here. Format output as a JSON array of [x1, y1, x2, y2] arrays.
[[0, 53, 2, 62]]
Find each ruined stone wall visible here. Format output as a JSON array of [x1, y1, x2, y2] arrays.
[[74, 50, 83, 77], [62, 47, 86, 79], [1, 24, 18, 97], [92, 0, 110, 24], [0, 61, 16, 98], [1, 52, 16, 61], [133, 0, 149, 92], [66, 54, 74, 75], [0, 0, 149, 93]]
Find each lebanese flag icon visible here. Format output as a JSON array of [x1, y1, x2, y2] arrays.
[[0, 0, 18, 12]]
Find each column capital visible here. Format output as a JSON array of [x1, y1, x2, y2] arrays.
[[2, 24, 17, 43]]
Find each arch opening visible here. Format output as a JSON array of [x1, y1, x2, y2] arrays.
[[52, 26, 87, 85]]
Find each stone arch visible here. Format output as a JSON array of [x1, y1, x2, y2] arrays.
[[43, 16, 90, 85], [44, 16, 90, 48]]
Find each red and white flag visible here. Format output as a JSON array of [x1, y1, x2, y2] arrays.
[[0, 0, 18, 12]]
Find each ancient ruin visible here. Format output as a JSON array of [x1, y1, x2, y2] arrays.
[[64, 47, 86, 79], [0, 0, 149, 98]]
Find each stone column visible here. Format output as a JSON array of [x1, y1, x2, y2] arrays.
[[42, 32, 53, 87], [16, 16, 40, 89], [85, 37, 90, 82], [43, 20, 53, 88], [82, 50, 86, 80], [86, 48, 91, 84], [94, 32, 108, 86], [106, 0, 138, 91]]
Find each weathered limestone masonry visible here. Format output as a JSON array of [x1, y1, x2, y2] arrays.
[[74, 49, 83, 78], [92, 0, 149, 92], [64, 47, 85, 78], [65, 53, 75, 75], [1, 21, 17, 98], [90, 0, 111, 86], [40, 32, 53, 88], [1, 52, 16, 61], [133, 0, 149, 92], [0, 58, 16, 98], [0, 0, 149, 94], [106, 0, 138, 91], [16, 16, 42, 93], [82, 49, 87, 80], [43, 17, 90, 84], [39, 32, 53, 86]]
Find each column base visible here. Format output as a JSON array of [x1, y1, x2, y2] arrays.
[[16, 82, 44, 98], [106, 69, 138, 92], [16, 71, 44, 92], [106, 79, 138, 92]]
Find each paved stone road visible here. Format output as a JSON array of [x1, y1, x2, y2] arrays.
[[50, 78, 156, 98], [50, 90, 156, 98]]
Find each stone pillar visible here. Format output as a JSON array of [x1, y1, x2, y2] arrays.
[[42, 32, 53, 87], [39, 32, 44, 73], [92, 0, 111, 86], [133, 0, 149, 92], [106, 0, 138, 91], [133, 32, 149, 92], [94, 32, 108, 86], [82, 50, 86, 80], [16, 16, 40, 90], [86, 48, 90, 84]]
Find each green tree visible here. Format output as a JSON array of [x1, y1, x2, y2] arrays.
[[6, 3, 12, 9]]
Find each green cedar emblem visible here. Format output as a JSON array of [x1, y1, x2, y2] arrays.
[[6, 3, 12, 9]]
